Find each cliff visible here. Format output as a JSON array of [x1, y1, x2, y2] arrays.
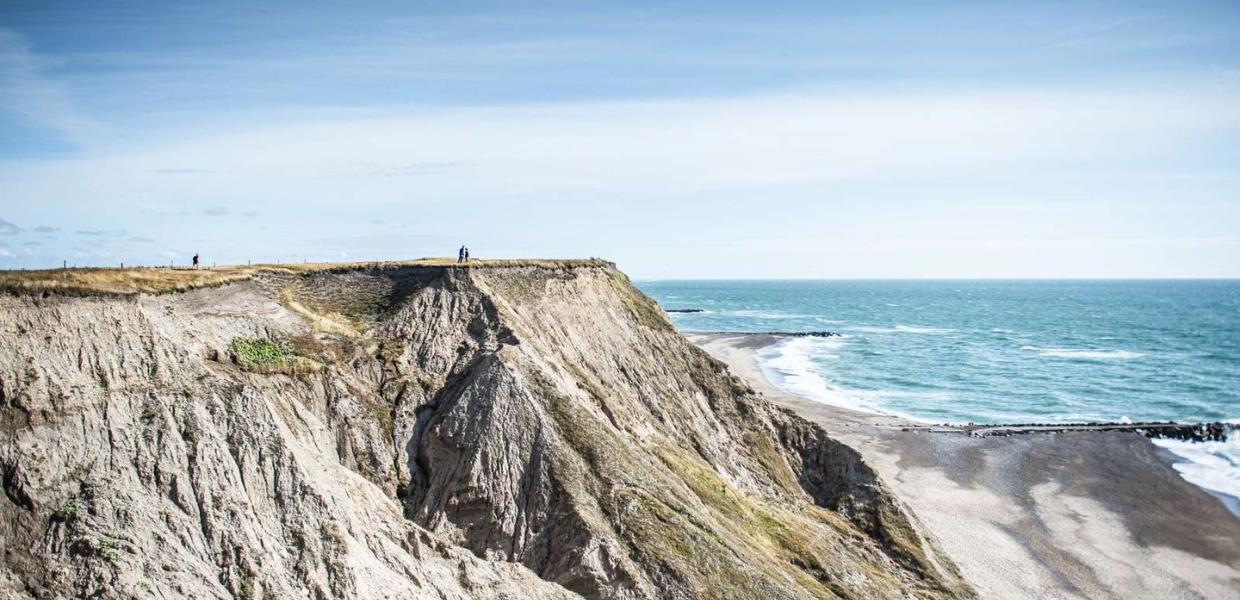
[[0, 261, 971, 599]]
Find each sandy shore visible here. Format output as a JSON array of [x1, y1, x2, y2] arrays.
[[691, 333, 1240, 600]]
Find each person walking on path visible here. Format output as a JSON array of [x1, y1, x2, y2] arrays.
[[192, 253, 200, 269]]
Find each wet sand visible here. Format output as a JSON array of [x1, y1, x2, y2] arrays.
[[691, 333, 1240, 600]]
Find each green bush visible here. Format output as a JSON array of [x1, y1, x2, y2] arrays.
[[59, 499, 78, 520], [99, 537, 118, 562], [232, 338, 286, 368]]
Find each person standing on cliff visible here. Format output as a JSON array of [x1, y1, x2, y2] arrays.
[[192, 253, 199, 269], [464, 246, 470, 262], [458, 245, 466, 264]]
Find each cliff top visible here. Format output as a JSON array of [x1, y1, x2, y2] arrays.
[[0, 257, 614, 295]]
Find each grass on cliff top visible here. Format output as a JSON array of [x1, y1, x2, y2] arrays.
[[0, 258, 614, 296]]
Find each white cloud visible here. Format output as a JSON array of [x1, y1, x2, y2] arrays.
[[1, 83, 1237, 275], [6, 86, 1236, 207]]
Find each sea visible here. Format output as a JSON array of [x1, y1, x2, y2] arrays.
[[637, 279, 1240, 511]]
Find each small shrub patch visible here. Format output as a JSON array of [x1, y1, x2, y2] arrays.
[[231, 338, 287, 369]]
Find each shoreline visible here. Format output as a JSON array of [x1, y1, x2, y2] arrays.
[[751, 332, 1240, 507], [754, 333, 1234, 434], [691, 332, 1240, 599]]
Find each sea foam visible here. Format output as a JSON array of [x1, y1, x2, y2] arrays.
[[1024, 346, 1145, 360], [757, 337, 857, 410], [755, 337, 931, 422], [848, 324, 955, 335], [729, 310, 814, 319], [1151, 426, 1240, 516]]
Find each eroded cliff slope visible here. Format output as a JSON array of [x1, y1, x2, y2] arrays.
[[0, 261, 970, 599]]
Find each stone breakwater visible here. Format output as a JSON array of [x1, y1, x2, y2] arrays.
[[903, 421, 1232, 442]]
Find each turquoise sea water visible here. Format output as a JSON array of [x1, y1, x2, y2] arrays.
[[637, 280, 1240, 504]]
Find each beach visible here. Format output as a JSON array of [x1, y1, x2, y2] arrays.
[[692, 333, 1240, 599]]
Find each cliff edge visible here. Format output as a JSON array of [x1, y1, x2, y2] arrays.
[[0, 261, 971, 599]]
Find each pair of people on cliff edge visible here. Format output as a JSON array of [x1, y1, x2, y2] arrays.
[[457, 245, 471, 264]]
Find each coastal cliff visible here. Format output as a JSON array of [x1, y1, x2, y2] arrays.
[[0, 260, 970, 599]]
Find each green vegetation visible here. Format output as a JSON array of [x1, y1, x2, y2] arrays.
[[58, 499, 79, 521], [565, 363, 608, 403], [232, 338, 287, 368], [607, 270, 672, 331], [743, 431, 803, 495], [649, 443, 855, 598], [99, 537, 118, 563]]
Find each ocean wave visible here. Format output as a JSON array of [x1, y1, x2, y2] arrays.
[[1023, 346, 1144, 360], [729, 310, 816, 319], [895, 325, 955, 334], [848, 324, 955, 335], [851, 389, 955, 402], [756, 338, 859, 408], [755, 337, 934, 423], [1151, 432, 1240, 515]]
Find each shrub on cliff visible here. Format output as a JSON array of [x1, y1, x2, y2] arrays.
[[231, 338, 286, 369]]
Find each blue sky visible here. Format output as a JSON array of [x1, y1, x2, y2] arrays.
[[1, 1, 1238, 277]]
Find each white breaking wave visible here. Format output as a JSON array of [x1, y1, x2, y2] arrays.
[[1022, 346, 1144, 360], [757, 337, 860, 411], [848, 324, 955, 335], [894, 325, 955, 334], [755, 337, 933, 423], [729, 310, 815, 319], [1151, 427, 1240, 515]]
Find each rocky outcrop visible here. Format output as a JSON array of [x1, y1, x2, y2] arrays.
[[0, 262, 971, 598]]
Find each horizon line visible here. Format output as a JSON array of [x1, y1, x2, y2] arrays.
[[633, 276, 1240, 282]]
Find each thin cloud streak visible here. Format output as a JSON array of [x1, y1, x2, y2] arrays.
[[1, 2, 1237, 276], [30, 86, 1235, 192], [0, 29, 107, 148]]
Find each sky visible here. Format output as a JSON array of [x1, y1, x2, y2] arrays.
[[1, 1, 1238, 278]]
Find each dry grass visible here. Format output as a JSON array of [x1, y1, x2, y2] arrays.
[[0, 258, 614, 296], [278, 288, 363, 337]]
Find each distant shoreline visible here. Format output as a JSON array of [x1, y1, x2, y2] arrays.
[[691, 332, 1240, 598], [698, 331, 1232, 439]]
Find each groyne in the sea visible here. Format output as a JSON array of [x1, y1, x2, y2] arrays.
[[904, 421, 1232, 442]]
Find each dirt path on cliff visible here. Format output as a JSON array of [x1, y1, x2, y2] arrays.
[[691, 333, 1240, 600]]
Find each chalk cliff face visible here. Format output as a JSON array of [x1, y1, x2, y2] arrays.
[[0, 262, 970, 599]]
